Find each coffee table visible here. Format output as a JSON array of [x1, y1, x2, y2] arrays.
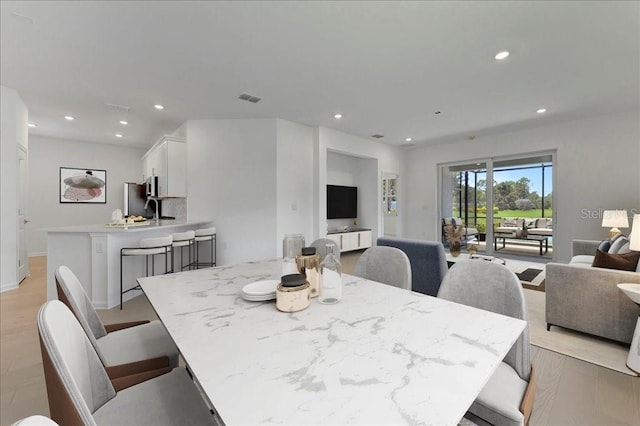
[[494, 233, 549, 256]]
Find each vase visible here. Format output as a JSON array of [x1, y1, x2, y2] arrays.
[[449, 241, 461, 257]]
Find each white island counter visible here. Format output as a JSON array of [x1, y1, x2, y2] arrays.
[[47, 219, 214, 309]]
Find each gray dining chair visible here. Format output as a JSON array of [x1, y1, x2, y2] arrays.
[[354, 246, 412, 290], [37, 300, 215, 425], [11, 416, 58, 426], [55, 265, 179, 369], [310, 238, 341, 262], [438, 260, 536, 426]]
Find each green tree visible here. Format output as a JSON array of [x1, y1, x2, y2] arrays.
[[514, 177, 531, 199], [494, 181, 517, 210]]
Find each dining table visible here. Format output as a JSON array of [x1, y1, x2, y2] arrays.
[[138, 258, 526, 425]]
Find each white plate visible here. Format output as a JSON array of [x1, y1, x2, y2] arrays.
[[241, 292, 276, 302], [241, 279, 279, 297]]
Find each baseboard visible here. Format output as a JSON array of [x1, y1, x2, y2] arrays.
[[0, 281, 19, 293]]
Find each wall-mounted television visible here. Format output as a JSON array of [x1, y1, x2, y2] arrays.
[[327, 185, 357, 219]]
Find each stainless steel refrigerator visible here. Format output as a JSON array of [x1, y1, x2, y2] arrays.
[[123, 183, 151, 218]]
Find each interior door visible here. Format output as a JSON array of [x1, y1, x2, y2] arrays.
[[18, 146, 28, 283], [382, 173, 398, 237]]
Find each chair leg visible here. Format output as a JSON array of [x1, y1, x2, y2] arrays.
[[210, 237, 214, 267]]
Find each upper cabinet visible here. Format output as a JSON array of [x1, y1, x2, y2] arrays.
[[143, 136, 187, 198]]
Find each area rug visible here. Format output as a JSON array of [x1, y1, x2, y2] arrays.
[[447, 254, 546, 291], [524, 289, 636, 376]]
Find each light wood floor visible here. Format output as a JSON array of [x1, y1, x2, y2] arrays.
[[1, 256, 639, 425]]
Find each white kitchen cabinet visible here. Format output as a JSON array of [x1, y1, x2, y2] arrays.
[[142, 136, 186, 197], [326, 230, 372, 253]]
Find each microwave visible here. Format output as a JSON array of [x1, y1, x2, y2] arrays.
[[146, 176, 159, 197]]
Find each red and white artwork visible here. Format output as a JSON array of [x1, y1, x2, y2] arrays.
[[60, 168, 106, 203]]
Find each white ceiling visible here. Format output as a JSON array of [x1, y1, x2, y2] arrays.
[[1, 1, 638, 149]]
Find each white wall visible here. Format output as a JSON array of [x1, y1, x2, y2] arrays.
[[315, 127, 406, 240], [1, 86, 27, 292], [27, 136, 146, 255], [405, 109, 640, 262], [276, 119, 314, 256], [186, 119, 278, 265]]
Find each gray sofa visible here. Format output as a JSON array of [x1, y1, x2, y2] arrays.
[[545, 239, 640, 344]]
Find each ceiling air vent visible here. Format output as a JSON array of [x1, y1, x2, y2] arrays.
[[371, 134, 384, 139], [401, 142, 416, 148], [239, 93, 262, 103]]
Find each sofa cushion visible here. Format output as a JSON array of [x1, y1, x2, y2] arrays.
[[528, 228, 552, 236], [570, 255, 595, 265], [609, 235, 629, 254], [534, 218, 548, 228], [592, 249, 640, 271], [598, 239, 612, 253], [501, 218, 520, 228]]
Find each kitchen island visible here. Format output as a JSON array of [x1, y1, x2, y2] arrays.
[[46, 219, 214, 309]]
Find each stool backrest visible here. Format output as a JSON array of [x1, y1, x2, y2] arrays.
[[195, 227, 216, 237], [172, 230, 195, 242], [139, 235, 173, 248]]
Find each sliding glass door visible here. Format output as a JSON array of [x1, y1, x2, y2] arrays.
[[492, 155, 553, 257], [440, 153, 554, 258]]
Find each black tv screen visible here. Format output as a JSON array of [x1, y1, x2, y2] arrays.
[[327, 185, 357, 219]]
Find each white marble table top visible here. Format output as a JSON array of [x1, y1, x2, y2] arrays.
[[139, 259, 526, 425]]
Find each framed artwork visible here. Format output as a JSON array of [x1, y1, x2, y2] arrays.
[[60, 167, 107, 203]]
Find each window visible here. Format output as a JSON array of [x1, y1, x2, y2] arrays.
[[382, 176, 397, 216]]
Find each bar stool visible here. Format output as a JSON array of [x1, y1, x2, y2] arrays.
[[120, 235, 172, 309], [170, 230, 195, 273], [193, 227, 217, 269]]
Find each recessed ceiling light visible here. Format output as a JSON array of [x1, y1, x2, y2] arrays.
[[115, 133, 123, 138], [405, 137, 412, 142], [64, 115, 75, 121], [119, 120, 128, 125], [495, 51, 510, 60], [154, 104, 164, 110], [334, 113, 343, 119], [536, 108, 547, 114], [27, 123, 36, 128]]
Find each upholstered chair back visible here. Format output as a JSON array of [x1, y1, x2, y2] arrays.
[[310, 238, 341, 262], [438, 260, 531, 381], [355, 246, 412, 290], [38, 300, 116, 425], [377, 237, 448, 296], [55, 266, 108, 359]]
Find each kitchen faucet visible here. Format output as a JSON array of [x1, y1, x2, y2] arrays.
[[144, 197, 160, 224]]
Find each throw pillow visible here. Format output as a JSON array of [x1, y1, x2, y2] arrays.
[[534, 218, 548, 228], [502, 218, 518, 227], [592, 249, 640, 271], [597, 239, 612, 253], [609, 235, 630, 254]]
